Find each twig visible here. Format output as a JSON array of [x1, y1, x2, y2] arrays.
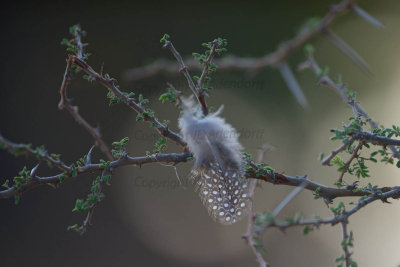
[[243, 144, 272, 267], [352, 131, 400, 147], [58, 27, 114, 160], [254, 187, 400, 232], [0, 134, 70, 172], [162, 40, 209, 115], [337, 140, 365, 183], [81, 168, 108, 231], [321, 137, 355, 166], [341, 221, 352, 267], [198, 40, 219, 91], [298, 56, 400, 160], [0, 134, 191, 199], [70, 55, 185, 147]]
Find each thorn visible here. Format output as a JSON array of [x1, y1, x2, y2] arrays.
[[30, 163, 40, 179], [297, 60, 311, 72], [86, 145, 95, 165], [100, 62, 104, 77], [346, 181, 359, 190], [46, 183, 57, 189], [324, 29, 372, 75], [178, 66, 187, 73], [278, 61, 309, 108], [351, 5, 385, 29]]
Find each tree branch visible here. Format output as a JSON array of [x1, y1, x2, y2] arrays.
[[253, 187, 400, 232], [58, 25, 114, 160], [162, 39, 209, 115], [0, 133, 191, 199], [298, 56, 400, 160], [71, 55, 186, 147]]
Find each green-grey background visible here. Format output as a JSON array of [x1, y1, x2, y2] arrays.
[[1, 1, 399, 266]]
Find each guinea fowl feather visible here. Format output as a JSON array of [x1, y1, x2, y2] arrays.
[[178, 97, 249, 225]]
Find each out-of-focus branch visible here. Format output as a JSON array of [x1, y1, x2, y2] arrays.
[[124, 0, 366, 81], [123, 0, 385, 109]]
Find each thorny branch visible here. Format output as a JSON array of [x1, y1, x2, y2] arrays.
[[162, 39, 210, 116], [58, 25, 114, 160], [2, 130, 398, 203], [298, 56, 400, 161], [253, 187, 400, 232], [71, 55, 185, 147], [337, 141, 365, 183], [0, 1, 398, 266], [243, 144, 272, 267], [0, 133, 191, 199], [340, 222, 353, 267]]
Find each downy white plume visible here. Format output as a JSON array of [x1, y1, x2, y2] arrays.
[[178, 97, 249, 225]]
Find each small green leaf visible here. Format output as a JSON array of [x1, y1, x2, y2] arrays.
[[67, 224, 79, 231], [160, 33, 170, 43], [302, 225, 313, 235]]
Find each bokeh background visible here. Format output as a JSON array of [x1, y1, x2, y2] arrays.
[[1, 1, 399, 266]]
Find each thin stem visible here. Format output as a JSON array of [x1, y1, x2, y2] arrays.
[[163, 40, 208, 115]]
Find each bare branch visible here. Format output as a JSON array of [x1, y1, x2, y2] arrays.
[[122, 0, 370, 109], [124, 0, 360, 82]]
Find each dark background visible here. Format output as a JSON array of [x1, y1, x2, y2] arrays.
[[1, 1, 400, 266]]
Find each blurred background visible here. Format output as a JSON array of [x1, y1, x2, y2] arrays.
[[1, 0, 399, 266]]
